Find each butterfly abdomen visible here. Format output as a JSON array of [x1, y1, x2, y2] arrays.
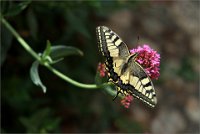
[[106, 59, 119, 82]]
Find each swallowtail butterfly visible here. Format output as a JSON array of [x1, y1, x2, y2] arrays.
[[96, 26, 157, 107]]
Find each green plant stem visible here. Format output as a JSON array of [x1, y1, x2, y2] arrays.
[[44, 63, 98, 89], [1, 17, 41, 61], [1, 16, 99, 89]]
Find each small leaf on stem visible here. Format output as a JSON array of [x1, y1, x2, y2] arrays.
[[50, 45, 84, 60], [2, 1, 31, 17], [42, 40, 51, 59], [30, 61, 46, 93]]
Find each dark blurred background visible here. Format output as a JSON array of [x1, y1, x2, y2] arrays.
[[1, 1, 199, 133]]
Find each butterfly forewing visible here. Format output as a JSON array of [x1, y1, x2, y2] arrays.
[[96, 26, 157, 107], [96, 26, 130, 58]]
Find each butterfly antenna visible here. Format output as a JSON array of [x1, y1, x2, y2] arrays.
[[137, 35, 140, 45]]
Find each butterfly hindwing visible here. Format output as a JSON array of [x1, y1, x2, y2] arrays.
[[120, 57, 157, 107], [96, 26, 157, 107]]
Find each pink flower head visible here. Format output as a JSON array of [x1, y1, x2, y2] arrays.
[[121, 95, 133, 108], [130, 44, 160, 79], [97, 62, 107, 77]]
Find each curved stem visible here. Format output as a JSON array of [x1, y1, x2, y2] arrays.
[[1, 16, 100, 89], [44, 63, 98, 89], [1, 17, 41, 61]]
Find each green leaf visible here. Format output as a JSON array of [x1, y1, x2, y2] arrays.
[[50, 45, 83, 60], [45, 118, 61, 131], [95, 72, 108, 85], [2, 1, 32, 17], [42, 40, 51, 59], [103, 84, 117, 97], [66, 11, 91, 39], [19, 108, 61, 133], [26, 8, 38, 40], [100, 82, 123, 99], [30, 61, 46, 93], [1, 25, 13, 66], [87, 1, 101, 9]]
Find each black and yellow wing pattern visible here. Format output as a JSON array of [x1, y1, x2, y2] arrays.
[[96, 26, 157, 107]]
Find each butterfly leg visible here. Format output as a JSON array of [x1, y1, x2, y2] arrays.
[[113, 87, 121, 101], [113, 91, 119, 101], [128, 52, 139, 62]]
